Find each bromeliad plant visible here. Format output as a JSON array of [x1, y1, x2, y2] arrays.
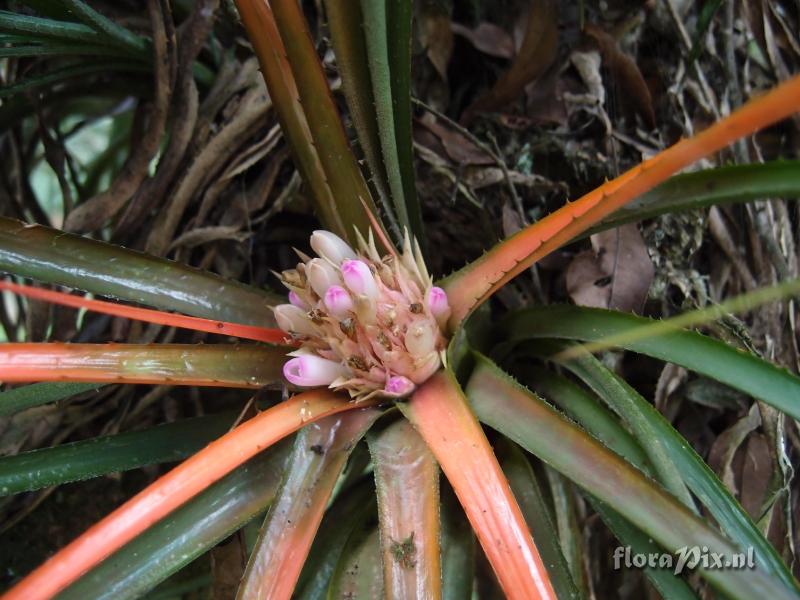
[[1, 1, 800, 599]]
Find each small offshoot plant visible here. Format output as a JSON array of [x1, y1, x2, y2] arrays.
[[0, 1, 799, 599]]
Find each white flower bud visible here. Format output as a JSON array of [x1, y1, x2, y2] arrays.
[[310, 230, 357, 264], [307, 258, 340, 297]]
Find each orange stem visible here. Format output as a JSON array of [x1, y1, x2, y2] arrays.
[[399, 371, 556, 600], [0, 280, 288, 344], [0, 343, 286, 388], [2, 390, 361, 600], [443, 74, 800, 326]]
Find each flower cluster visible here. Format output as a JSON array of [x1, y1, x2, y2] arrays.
[[274, 230, 450, 400]]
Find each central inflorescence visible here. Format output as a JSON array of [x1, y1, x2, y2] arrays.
[[275, 230, 451, 400]]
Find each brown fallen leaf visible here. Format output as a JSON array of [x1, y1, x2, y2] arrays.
[[418, 11, 454, 81], [451, 21, 516, 60], [583, 23, 656, 129], [461, 0, 559, 124], [415, 115, 495, 165], [566, 223, 654, 312]]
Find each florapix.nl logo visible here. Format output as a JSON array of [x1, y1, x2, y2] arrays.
[[613, 546, 756, 575]]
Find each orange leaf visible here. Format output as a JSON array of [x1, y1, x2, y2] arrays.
[[399, 371, 556, 600], [0, 281, 288, 345], [443, 74, 800, 327], [3, 390, 362, 600]]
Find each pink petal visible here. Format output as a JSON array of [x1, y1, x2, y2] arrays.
[[341, 260, 377, 298], [283, 355, 348, 387], [324, 285, 354, 317], [384, 375, 415, 397]]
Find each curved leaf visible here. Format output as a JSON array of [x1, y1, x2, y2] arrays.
[[441, 75, 800, 326], [0, 217, 281, 326], [527, 340, 799, 596], [466, 354, 798, 599], [0, 343, 286, 388], [588, 161, 800, 235], [0, 281, 287, 344], [497, 305, 800, 420], [520, 366, 650, 471], [0, 413, 236, 495], [589, 497, 699, 600], [4, 390, 362, 599], [58, 441, 292, 600], [368, 418, 440, 599]]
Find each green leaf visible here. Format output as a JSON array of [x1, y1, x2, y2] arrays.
[[0, 413, 236, 495], [588, 162, 800, 235], [0, 217, 282, 326], [359, 0, 423, 242], [497, 439, 582, 599], [0, 10, 105, 44], [328, 519, 384, 598], [0, 43, 132, 58], [0, 61, 149, 99], [53, 0, 148, 55], [530, 340, 799, 596], [386, 0, 423, 245], [367, 418, 440, 598], [57, 440, 292, 600], [589, 497, 699, 600], [0, 382, 101, 417], [267, 0, 380, 244], [466, 353, 798, 599], [520, 366, 650, 472], [323, 0, 395, 232], [440, 484, 474, 600], [497, 305, 800, 420]]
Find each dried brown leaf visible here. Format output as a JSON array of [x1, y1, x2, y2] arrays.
[[418, 13, 454, 81], [462, 0, 559, 123], [583, 24, 656, 129], [450, 21, 515, 60], [415, 117, 495, 165], [566, 224, 654, 312]]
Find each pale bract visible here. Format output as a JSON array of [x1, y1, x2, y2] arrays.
[[275, 230, 450, 400]]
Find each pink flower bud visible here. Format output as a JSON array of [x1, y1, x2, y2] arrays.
[[283, 355, 348, 387], [274, 304, 316, 336], [324, 285, 354, 317], [384, 375, 415, 397], [404, 320, 437, 358], [288, 290, 308, 309], [341, 260, 377, 298], [426, 286, 450, 318], [307, 258, 340, 297], [310, 230, 356, 264]]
